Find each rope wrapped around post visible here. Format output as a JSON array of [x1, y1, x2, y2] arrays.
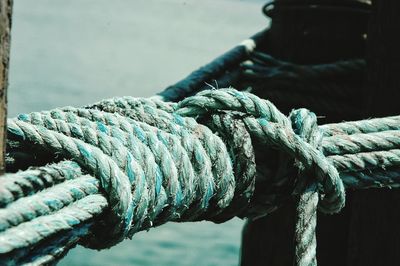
[[1, 89, 400, 265]]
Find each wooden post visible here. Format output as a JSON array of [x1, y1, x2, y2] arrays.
[[346, 0, 400, 265], [240, 1, 370, 265], [0, 0, 12, 174]]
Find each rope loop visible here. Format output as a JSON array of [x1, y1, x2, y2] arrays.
[[4, 88, 348, 255], [290, 108, 320, 266], [177, 88, 346, 214], [6, 93, 253, 249]]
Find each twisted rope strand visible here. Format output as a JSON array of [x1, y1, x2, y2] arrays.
[[0, 176, 99, 232], [321, 115, 400, 136], [322, 130, 400, 156], [49, 107, 235, 218], [8, 119, 134, 248], [328, 149, 400, 172], [2, 88, 400, 265], [289, 109, 321, 266], [0, 161, 82, 207], [0, 195, 107, 256]]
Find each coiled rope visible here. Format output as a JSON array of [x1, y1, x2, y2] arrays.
[[1, 88, 400, 265]]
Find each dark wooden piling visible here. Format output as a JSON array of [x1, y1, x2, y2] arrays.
[[240, 0, 400, 265], [346, 0, 400, 265], [0, 0, 12, 174]]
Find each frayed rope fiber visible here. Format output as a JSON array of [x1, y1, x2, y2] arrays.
[[2, 88, 400, 265]]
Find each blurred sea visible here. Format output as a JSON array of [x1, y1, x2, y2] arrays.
[[8, 1, 268, 265]]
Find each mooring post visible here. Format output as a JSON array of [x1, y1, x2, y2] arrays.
[[240, 1, 370, 265], [346, 0, 400, 264], [0, 0, 12, 174]]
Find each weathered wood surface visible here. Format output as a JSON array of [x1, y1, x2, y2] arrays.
[[0, 0, 12, 174], [239, 0, 394, 265], [346, 0, 400, 265]]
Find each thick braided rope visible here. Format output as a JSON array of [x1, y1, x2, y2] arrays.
[[18, 107, 248, 222], [63, 105, 237, 215], [176, 89, 346, 214], [86, 96, 257, 220], [90, 90, 400, 210], [3, 88, 400, 265], [0, 162, 107, 264], [0, 161, 83, 207], [8, 119, 135, 248], [5, 95, 257, 253]]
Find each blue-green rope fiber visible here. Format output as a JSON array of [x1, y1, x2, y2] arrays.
[[1, 89, 400, 265]]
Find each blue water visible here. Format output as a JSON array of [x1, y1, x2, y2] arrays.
[[8, 1, 267, 265]]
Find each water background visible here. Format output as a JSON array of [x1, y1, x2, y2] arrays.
[[9, 1, 267, 265]]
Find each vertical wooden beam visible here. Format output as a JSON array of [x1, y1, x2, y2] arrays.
[[242, 0, 400, 265], [0, 0, 12, 174], [366, 0, 400, 117], [346, 0, 400, 265], [240, 1, 370, 265]]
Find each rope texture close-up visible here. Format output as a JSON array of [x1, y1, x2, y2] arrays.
[[1, 87, 400, 266]]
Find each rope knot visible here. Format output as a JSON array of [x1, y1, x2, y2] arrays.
[[8, 95, 257, 249], [177, 88, 346, 214], [288, 108, 322, 194], [288, 108, 346, 213], [5, 88, 346, 254]]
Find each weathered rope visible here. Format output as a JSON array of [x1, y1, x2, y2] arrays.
[[289, 109, 321, 266], [240, 52, 366, 120], [157, 30, 267, 101], [82, 89, 400, 266], [2, 88, 400, 266]]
